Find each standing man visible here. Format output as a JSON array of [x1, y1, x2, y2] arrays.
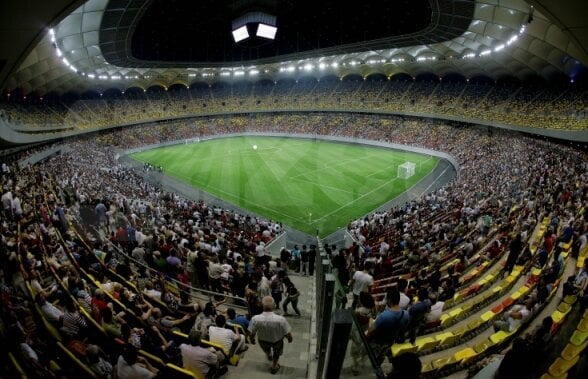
[[308, 245, 316, 276], [349, 261, 374, 309], [300, 245, 309, 276], [248, 296, 293, 374]]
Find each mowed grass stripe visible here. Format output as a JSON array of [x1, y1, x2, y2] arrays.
[[131, 137, 438, 236]]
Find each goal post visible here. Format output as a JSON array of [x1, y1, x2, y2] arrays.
[[398, 161, 416, 179]]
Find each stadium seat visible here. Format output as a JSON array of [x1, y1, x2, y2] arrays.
[[421, 362, 437, 375], [570, 330, 588, 346], [449, 308, 463, 319], [511, 290, 523, 301], [563, 295, 577, 305], [577, 318, 588, 332], [561, 340, 588, 360], [415, 337, 439, 352], [473, 340, 494, 354], [501, 297, 515, 308], [435, 332, 458, 346], [452, 326, 468, 339], [519, 285, 531, 297], [492, 286, 504, 296], [440, 313, 454, 327], [548, 356, 579, 378], [391, 342, 418, 357], [431, 356, 457, 371], [540, 373, 567, 379], [454, 347, 477, 365], [165, 363, 202, 379], [489, 330, 513, 344], [467, 319, 483, 331], [557, 302, 572, 316], [139, 349, 166, 368], [491, 304, 504, 314], [551, 310, 567, 325]]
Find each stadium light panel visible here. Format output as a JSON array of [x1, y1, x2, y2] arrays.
[[232, 25, 249, 43], [256, 23, 277, 39]]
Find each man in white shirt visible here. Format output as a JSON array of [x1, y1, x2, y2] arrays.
[[208, 314, 246, 358], [349, 261, 374, 309], [494, 299, 534, 333], [249, 296, 293, 374], [116, 345, 158, 379], [35, 293, 63, 324], [425, 294, 444, 324], [180, 330, 227, 379]]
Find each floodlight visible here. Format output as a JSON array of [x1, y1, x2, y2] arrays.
[[232, 25, 249, 43], [256, 23, 277, 40]]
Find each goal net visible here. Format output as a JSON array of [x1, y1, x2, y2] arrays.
[[398, 162, 416, 179]]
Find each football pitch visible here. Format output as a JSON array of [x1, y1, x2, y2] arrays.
[[131, 136, 439, 237]]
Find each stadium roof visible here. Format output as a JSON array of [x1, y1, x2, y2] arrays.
[[1, 0, 587, 95]]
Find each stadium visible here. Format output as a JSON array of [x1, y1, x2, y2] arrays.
[[0, 0, 587, 378]]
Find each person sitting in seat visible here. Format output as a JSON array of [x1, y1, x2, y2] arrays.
[[208, 314, 247, 359]]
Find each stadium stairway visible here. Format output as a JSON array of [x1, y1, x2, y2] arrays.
[[226, 272, 315, 379]]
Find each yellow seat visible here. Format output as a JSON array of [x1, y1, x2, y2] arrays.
[[505, 276, 516, 284], [511, 291, 522, 300], [489, 330, 513, 344], [454, 347, 478, 364], [519, 285, 531, 296], [435, 332, 458, 346], [415, 337, 439, 352], [563, 295, 577, 305], [431, 356, 457, 370], [165, 363, 202, 379], [557, 302, 572, 315], [548, 356, 579, 377], [552, 310, 567, 325], [461, 302, 474, 314], [531, 267, 543, 276], [421, 362, 436, 374], [492, 286, 503, 295], [474, 340, 494, 354], [561, 340, 588, 360], [480, 310, 495, 322], [452, 326, 468, 339], [449, 308, 463, 319], [391, 342, 418, 357], [467, 319, 482, 331], [570, 330, 588, 346], [577, 318, 588, 332], [484, 274, 495, 282], [478, 292, 493, 304], [139, 350, 165, 367], [440, 313, 454, 327], [540, 372, 566, 379]]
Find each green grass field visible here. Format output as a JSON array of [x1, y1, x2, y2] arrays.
[[131, 136, 438, 237]]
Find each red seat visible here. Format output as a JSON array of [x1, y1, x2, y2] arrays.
[[501, 297, 514, 308], [491, 304, 504, 314]]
